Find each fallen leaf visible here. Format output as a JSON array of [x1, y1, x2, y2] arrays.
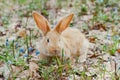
[[117, 49, 120, 54], [89, 37, 96, 43], [29, 62, 39, 78], [92, 23, 107, 31], [17, 29, 26, 38], [17, 70, 30, 79], [88, 53, 100, 58]]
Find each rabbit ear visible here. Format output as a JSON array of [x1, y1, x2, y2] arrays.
[[54, 14, 74, 33], [32, 11, 50, 35]]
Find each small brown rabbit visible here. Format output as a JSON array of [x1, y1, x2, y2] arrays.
[[33, 11, 89, 62]]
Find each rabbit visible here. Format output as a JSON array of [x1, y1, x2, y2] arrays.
[[32, 11, 89, 63]]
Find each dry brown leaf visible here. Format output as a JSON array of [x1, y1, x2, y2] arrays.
[[17, 70, 30, 79], [92, 23, 107, 31], [17, 29, 26, 38], [88, 53, 100, 58], [29, 62, 39, 78], [117, 49, 120, 54], [12, 65, 22, 74], [89, 37, 96, 43]]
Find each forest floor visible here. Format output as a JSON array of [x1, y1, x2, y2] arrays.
[[0, 0, 120, 80]]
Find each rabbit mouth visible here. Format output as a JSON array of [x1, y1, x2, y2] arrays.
[[48, 50, 60, 56]]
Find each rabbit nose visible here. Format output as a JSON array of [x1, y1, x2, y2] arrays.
[[49, 48, 58, 54], [51, 49, 57, 53], [54, 50, 57, 53]]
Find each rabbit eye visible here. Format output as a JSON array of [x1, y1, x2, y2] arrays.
[[47, 39, 49, 43]]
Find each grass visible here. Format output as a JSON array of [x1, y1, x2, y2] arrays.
[[0, 0, 120, 79], [102, 35, 119, 55]]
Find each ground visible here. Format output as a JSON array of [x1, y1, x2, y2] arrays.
[[0, 0, 120, 80]]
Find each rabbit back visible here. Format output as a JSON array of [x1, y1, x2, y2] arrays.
[[61, 27, 88, 59]]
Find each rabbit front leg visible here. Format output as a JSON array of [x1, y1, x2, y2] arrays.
[[60, 49, 76, 64], [79, 51, 87, 63], [38, 53, 48, 60]]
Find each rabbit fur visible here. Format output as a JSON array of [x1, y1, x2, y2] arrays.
[[33, 11, 89, 62]]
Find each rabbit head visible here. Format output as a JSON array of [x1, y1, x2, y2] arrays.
[[33, 11, 74, 56]]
